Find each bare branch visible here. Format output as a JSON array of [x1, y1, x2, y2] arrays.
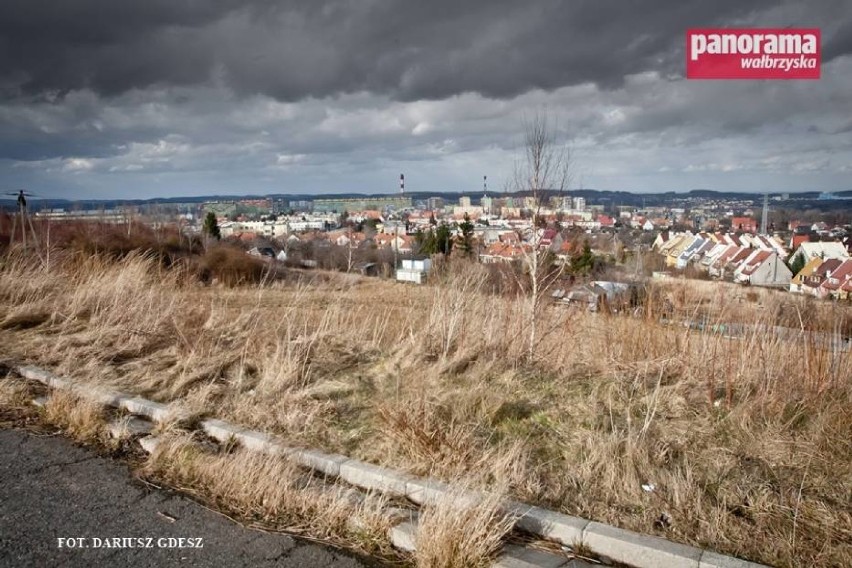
[[511, 110, 573, 360]]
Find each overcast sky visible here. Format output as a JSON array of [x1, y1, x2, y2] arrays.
[[1, 0, 850, 200]]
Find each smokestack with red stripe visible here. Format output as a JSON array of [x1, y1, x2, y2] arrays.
[[400, 173, 405, 194]]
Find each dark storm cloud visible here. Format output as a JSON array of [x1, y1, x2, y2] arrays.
[[823, 19, 852, 61], [3, 0, 828, 103]]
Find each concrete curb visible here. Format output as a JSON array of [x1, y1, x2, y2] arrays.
[[388, 521, 417, 553], [405, 476, 452, 505], [698, 551, 769, 568], [339, 460, 413, 496], [138, 435, 161, 454], [287, 448, 350, 477], [494, 544, 570, 568], [199, 418, 243, 443], [9, 364, 771, 568], [17, 365, 69, 390], [231, 429, 283, 455], [107, 416, 154, 439], [506, 501, 588, 547], [117, 396, 177, 423], [583, 522, 702, 568]]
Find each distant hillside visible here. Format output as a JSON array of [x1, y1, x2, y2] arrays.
[[2, 188, 851, 212]]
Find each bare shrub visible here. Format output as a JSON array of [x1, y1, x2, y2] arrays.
[[199, 246, 269, 286]]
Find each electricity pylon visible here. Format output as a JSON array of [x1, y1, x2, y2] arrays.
[[6, 190, 41, 253]]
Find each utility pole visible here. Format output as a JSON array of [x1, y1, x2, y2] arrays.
[[760, 193, 769, 234], [393, 228, 399, 276]]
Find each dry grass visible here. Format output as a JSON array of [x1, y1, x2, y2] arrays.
[[415, 487, 514, 568], [141, 432, 397, 557], [42, 390, 108, 443], [0, 377, 32, 408], [1, 251, 851, 566]]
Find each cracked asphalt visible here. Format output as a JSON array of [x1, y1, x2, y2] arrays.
[[0, 428, 371, 567]]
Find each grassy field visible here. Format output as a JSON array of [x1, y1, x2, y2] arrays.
[[1, 250, 850, 567]]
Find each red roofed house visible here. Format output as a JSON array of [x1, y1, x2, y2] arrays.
[[790, 233, 810, 251], [652, 230, 670, 251], [327, 230, 367, 248], [598, 215, 615, 229], [733, 250, 792, 287], [841, 270, 852, 301], [235, 231, 259, 242], [789, 257, 824, 294], [819, 258, 852, 300], [358, 210, 383, 220], [802, 258, 844, 298], [731, 216, 758, 233], [724, 247, 756, 278], [538, 228, 563, 251], [373, 233, 413, 253], [499, 232, 520, 244], [709, 245, 742, 278], [479, 242, 530, 263]]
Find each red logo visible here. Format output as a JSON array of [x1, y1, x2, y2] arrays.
[[686, 28, 820, 79]]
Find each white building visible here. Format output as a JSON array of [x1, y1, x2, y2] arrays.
[[396, 258, 432, 284], [789, 241, 849, 264]]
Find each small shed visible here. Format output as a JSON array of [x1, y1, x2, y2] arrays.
[[354, 262, 379, 277], [396, 257, 432, 284]]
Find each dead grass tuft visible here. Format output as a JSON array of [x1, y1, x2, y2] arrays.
[[42, 390, 108, 443], [415, 486, 515, 568], [142, 433, 396, 555], [0, 378, 32, 408]]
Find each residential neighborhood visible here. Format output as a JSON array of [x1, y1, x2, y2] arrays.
[[21, 190, 852, 302], [653, 229, 852, 299]]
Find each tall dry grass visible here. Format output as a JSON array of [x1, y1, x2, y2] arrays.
[[42, 390, 108, 443], [141, 433, 397, 557], [0, 376, 31, 409], [1, 251, 850, 566], [415, 487, 514, 568]]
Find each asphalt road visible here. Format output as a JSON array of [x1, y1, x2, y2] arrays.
[[0, 428, 370, 568]]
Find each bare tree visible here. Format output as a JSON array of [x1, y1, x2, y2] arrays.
[[512, 111, 571, 360], [346, 224, 355, 272]]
